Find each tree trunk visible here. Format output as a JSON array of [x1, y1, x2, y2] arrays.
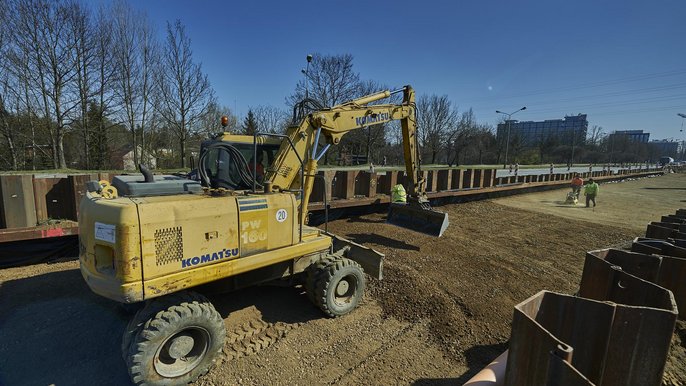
[[83, 125, 90, 169], [131, 129, 138, 167], [0, 110, 18, 170], [3, 134, 18, 170], [180, 137, 186, 168], [49, 122, 59, 169], [57, 133, 67, 169]]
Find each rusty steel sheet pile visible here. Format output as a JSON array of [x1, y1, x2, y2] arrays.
[[646, 222, 686, 240], [630, 240, 686, 319], [504, 285, 676, 386], [469, 209, 685, 386]]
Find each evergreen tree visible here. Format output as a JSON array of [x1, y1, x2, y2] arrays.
[[242, 110, 258, 135]]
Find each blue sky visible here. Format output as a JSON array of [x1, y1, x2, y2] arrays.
[[128, 0, 686, 140]]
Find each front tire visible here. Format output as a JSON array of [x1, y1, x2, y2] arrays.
[[313, 257, 365, 317], [124, 292, 226, 386], [305, 255, 336, 303]]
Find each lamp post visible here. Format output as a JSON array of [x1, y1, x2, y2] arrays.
[[678, 113, 686, 160], [496, 107, 527, 168], [570, 127, 577, 168], [300, 54, 314, 99]]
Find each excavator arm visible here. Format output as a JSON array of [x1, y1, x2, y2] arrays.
[[263, 85, 449, 237]]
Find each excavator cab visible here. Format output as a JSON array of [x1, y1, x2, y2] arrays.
[[195, 133, 281, 190]]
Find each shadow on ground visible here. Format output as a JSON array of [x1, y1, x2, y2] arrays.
[[346, 215, 386, 224], [207, 282, 323, 324], [412, 342, 508, 386], [346, 232, 420, 251], [0, 267, 323, 386], [0, 268, 132, 386]]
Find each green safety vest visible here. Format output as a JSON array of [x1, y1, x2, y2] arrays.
[[584, 183, 599, 195], [391, 184, 407, 203]]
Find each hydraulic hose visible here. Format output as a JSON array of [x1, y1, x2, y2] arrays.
[[198, 141, 262, 190]]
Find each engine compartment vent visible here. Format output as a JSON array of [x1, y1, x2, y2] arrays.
[[155, 226, 184, 266]]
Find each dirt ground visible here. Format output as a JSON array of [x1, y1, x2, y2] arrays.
[[0, 173, 685, 386]]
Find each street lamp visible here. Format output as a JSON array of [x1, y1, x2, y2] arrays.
[[678, 113, 686, 160], [496, 107, 527, 168], [301, 54, 314, 99]]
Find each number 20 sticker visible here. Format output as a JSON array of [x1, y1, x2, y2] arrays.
[[276, 209, 288, 222]]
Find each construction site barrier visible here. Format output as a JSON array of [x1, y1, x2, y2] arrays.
[[0, 167, 664, 237], [307, 167, 663, 210]]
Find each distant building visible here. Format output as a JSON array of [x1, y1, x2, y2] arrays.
[[607, 129, 650, 143], [496, 114, 588, 148], [112, 145, 157, 171], [648, 140, 679, 158]]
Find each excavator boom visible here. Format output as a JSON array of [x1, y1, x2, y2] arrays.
[[264, 85, 449, 237]]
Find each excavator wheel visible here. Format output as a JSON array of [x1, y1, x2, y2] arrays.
[[312, 257, 366, 317], [123, 291, 226, 386], [305, 255, 336, 303]]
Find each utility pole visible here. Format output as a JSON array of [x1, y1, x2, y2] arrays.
[[678, 113, 686, 160], [496, 107, 527, 168], [570, 127, 576, 167]]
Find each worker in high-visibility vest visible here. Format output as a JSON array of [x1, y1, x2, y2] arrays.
[[584, 178, 599, 208], [391, 184, 407, 203]]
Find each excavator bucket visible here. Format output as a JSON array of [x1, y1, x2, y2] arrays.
[[387, 203, 449, 237]]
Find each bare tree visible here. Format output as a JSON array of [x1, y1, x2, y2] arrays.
[[112, 1, 159, 168], [66, 1, 97, 168], [3, 0, 48, 170], [86, 5, 118, 169], [445, 108, 476, 166], [287, 53, 363, 164], [588, 125, 605, 147], [473, 124, 496, 164], [197, 101, 237, 136], [416, 94, 457, 164], [0, 1, 19, 169], [13, 0, 82, 168], [138, 16, 159, 164], [287, 53, 360, 112], [157, 19, 214, 168], [251, 105, 288, 133]]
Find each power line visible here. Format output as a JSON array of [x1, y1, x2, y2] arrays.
[[471, 68, 686, 103], [468, 82, 686, 111], [584, 105, 685, 118], [527, 94, 686, 115]]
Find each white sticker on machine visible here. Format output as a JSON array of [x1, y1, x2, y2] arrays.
[[276, 209, 288, 223], [95, 222, 116, 243]]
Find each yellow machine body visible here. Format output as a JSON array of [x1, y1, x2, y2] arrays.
[[79, 191, 331, 303], [77, 84, 445, 386], [79, 85, 442, 305]]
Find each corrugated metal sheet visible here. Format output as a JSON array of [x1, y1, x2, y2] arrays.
[[0, 175, 37, 228], [32, 177, 72, 222]]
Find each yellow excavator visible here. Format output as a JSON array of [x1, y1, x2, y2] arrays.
[[79, 85, 448, 385]]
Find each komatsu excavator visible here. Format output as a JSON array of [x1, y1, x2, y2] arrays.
[[79, 85, 448, 385]]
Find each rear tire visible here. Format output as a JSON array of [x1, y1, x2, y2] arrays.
[[313, 257, 365, 317], [123, 291, 226, 386]]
